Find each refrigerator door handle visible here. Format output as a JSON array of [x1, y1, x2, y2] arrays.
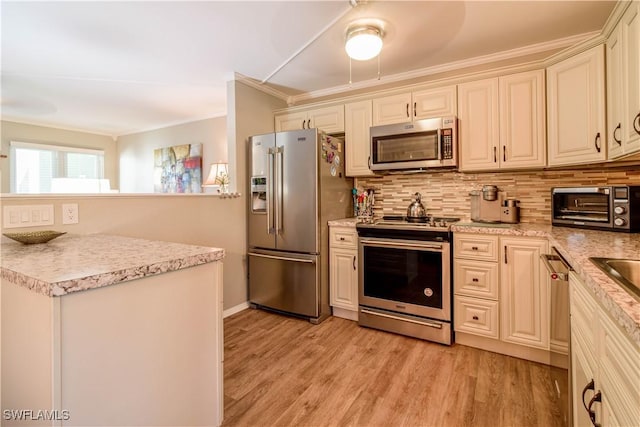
[[267, 148, 275, 235], [276, 146, 284, 234], [248, 252, 316, 264]]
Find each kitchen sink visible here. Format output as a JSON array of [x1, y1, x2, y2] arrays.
[[590, 258, 640, 301]]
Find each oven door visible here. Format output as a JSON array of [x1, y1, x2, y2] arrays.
[[358, 237, 451, 321]]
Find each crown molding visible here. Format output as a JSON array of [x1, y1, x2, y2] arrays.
[[233, 72, 291, 104], [287, 31, 597, 105], [116, 113, 226, 137], [1, 117, 117, 139]]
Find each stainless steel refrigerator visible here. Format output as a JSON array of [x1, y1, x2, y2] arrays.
[[248, 128, 352, 323]]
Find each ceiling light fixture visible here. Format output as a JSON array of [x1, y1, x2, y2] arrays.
[[345, 25, 383, 61]]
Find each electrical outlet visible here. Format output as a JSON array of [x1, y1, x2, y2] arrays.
[[62, 203, 79, 224]]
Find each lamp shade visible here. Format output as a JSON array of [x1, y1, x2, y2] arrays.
[[345, 26, 383, 61], [202, 162, 229, 189]]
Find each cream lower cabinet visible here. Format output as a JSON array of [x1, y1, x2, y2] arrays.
[[569, 272, 640, 427], [275, 105, 344, 133], [500, 237, 549, 349], [454, 234, 559, 364], [345, 100, 374, 177], [329, 225, 358, 321], [547, 45, 607, 166]]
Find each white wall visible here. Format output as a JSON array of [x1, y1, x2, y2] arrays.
[[117, 117, 227, 193], [0, 120, 118, 193]]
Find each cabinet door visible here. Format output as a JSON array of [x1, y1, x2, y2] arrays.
[[412, 86, 457, 120], [308, 105, 344, 134], [571, 333, 599, 427], [275, 111, 308, 132], [499, 70, 546, 169], [607, 25, 625, 159], [372, 92, 412, 126], [329, 247, 358, 311], [458, 78, 500, 171], [622, 2, 640, 154], [547, 45, 606, 166], [500, 238, 549, 349], [345, 100, 374, 177]]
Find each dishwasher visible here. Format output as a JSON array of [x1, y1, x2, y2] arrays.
[[541, 246, 572, 427]]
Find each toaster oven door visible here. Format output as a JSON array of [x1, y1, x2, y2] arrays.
[[552, 187, 612, 228]]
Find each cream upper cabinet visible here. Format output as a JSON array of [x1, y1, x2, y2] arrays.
[[345, 100, 374, 177], [547, 45, 606, 166], [608, 2, 640, 159], [274, 105, 344, 133], [458, 70, 545, 171], [372, 85, 457, 126], [500, 237, 550, 350]]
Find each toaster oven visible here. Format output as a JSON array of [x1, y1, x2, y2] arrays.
[[551, 186, 640, 232]]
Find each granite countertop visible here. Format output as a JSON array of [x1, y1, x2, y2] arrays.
[[452, 222, 640, 345], [1, 234, 225, 297], [328, 217, 359, 227]]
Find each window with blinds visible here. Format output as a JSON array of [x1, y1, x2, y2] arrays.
[[10, 141, 107, 193]]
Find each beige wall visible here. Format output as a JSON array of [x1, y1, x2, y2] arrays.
[[224, 79, 287, 307], [0, 120, 118, 193], [0, 194, 245, 312], [117, 116, 227, 193]]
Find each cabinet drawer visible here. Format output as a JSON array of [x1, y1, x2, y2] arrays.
[[454, 259, 499, 300], [453, 234, 499, 261], [330, 227, 357, 248], [454, 296, 499, 339]]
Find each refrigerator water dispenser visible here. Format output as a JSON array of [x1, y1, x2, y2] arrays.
[[251, 176, 267, 213]]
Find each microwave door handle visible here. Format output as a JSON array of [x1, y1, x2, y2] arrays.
[[437, 128, 442, 160]]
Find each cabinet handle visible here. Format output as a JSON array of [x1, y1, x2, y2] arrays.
[[368, 156, 371, 169], [471, 246, 479, 251], [587, 391, 601, 427], [353, 255, 356, 270], [634, 112, 640, 135], [594, 132, 601, 153], [613, 123, 622, 146], [493, 146, 497, 163], [472, 278, 479, 283], [504, 246, 508, 264], [406, 103, 410, 118], [581, 379, 595, 411], [339, 237, 345, 241], [503, 145, 506, 162], [413, 102, 417, 117], [302, 120, 306, 129], [472, 315, 479, 321]]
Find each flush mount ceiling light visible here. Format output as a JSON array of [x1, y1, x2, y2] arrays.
[[345, 25, 383, 61]]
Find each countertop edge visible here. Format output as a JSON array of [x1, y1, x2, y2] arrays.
[[1, 236, 225, 297]]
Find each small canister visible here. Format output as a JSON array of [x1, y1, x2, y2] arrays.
[[501, 198, 520, 223]]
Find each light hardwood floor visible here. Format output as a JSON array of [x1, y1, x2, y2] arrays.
[[222, 309, 567, 427]]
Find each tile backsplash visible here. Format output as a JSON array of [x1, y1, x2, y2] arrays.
[[355, 166, 640, 224]]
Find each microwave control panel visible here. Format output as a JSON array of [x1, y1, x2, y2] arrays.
[[441, 128, 453, 160]]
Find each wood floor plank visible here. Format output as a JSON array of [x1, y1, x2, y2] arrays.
[[222, 308, 567, 427]]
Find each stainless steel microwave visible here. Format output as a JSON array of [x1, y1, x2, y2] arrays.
[[369, 116, 457, 172], [551, 186, 640, 232]]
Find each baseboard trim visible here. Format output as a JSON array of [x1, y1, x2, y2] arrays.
[[223, 302, 250, 318]]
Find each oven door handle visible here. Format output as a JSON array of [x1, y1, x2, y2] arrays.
[[360, 238, 443, 251], [360, 308, 443, 329]]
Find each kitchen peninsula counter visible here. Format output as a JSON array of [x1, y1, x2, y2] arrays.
[[1, 233, 225, 427], [452, 222, 640, 345], [1, 233, 225, 297]]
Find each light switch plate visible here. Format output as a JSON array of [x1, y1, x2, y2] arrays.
[[62, 203, 79, 225], [3, 205, 55, 229]]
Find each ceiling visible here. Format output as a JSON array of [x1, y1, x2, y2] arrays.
[[1, 1, 616, 137]]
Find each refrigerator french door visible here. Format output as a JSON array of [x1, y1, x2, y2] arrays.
[[248, 129, 350, 323]]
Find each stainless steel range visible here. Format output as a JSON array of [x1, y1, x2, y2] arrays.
[[356, 216, 459, 345]]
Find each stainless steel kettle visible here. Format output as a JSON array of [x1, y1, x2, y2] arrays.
[[406, 192, 427, 221]]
